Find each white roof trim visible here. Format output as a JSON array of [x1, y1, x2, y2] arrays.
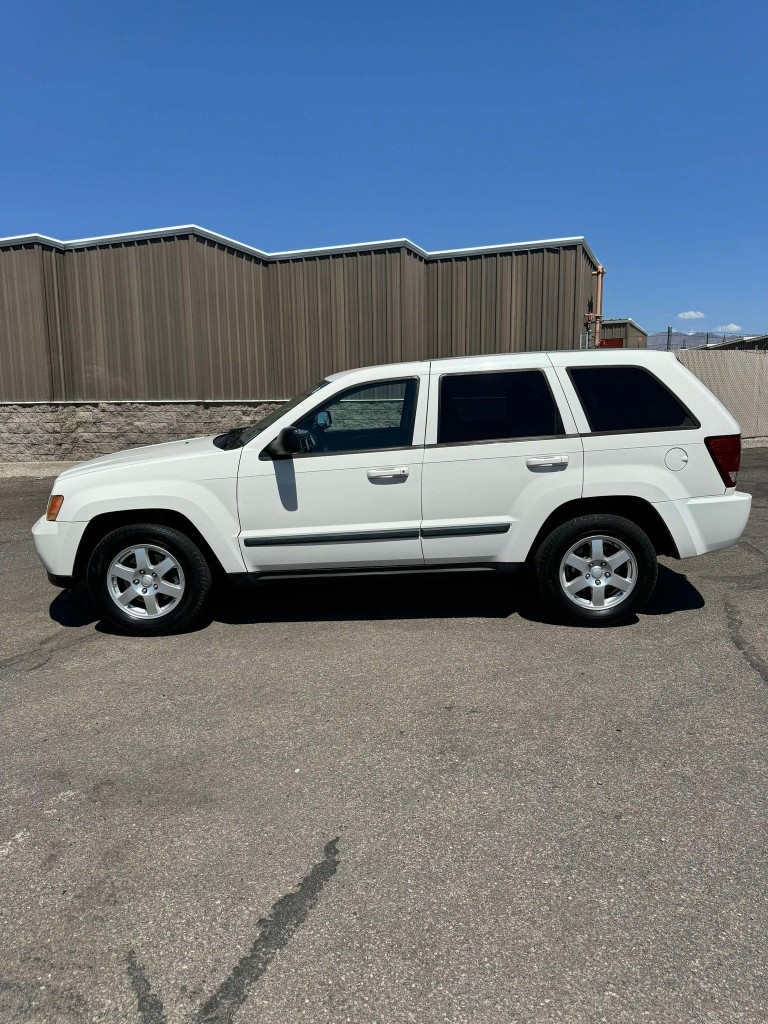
[[0, 224, 600, 267]]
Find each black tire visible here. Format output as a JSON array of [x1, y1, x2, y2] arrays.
[[86, 523, 213, 634], [533, 514, 658, 626]]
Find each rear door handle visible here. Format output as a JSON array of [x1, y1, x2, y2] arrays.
[[525, 455, 569, 469], [367, 467, 409, 480]]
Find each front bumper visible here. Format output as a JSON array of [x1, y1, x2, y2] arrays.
[[654, 490, 752, 558], [32, 516, 89, 581], [47, 571, 76, 589]]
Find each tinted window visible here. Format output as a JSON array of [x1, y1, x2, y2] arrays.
[[293, 378, 418, 454], [569, 366, 698, 432], [438, 370, 564, 444]]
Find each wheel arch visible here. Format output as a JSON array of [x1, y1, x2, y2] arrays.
[[526, 496, 679, 562], [72, 508, 227, 582]]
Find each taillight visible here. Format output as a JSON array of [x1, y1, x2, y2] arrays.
[[705, 435, 741, 488]]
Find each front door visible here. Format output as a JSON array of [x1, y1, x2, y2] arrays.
[[420, 358, 584, 565], [237, 372, 428, 572]]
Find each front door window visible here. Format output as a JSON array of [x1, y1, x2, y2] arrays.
[[292, 379, 419, 455]]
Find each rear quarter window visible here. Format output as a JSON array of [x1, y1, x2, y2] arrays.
[[568, 366, 699, 433]]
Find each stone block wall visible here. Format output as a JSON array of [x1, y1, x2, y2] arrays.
[[0, 402, 280, 462]]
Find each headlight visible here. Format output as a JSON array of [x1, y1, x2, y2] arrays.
[[46, 495, 64, 521]]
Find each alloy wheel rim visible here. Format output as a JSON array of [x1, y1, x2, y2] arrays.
[[559, 534, 637, 610], [107, 544, 185, 619]]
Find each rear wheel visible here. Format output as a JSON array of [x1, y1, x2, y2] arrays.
[[87, 523, 212, 634], [534, 514, 657, 625]]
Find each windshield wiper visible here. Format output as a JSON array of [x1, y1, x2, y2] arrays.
[[213, 427, 246, 450]]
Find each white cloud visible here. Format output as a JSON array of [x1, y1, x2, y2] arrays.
[[677, 310, 705, 320], [714, 323, 742, 333]]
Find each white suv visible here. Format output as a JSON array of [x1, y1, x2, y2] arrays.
[[33, 351, 751, 632]]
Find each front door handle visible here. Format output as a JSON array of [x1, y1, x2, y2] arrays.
[[525, 455, 569, 469], [367, 467, 410, 480]]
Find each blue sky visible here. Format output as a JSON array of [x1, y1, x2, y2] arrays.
[[1, 0, 765, 334]]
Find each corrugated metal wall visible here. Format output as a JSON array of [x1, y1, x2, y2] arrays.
[[0, 233, 597, 402], [425, 246, 589, 358], [189, 237, 270, 401], [60, 238, 199, 401], [600, 322, 628, 345], [625, 323, 646, 349], [267, 248, 408, 394], [0, 245, 53, 401]]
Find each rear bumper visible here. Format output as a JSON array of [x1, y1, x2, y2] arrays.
[[654, 491, 752, 558], [32, 516, 89, 579]]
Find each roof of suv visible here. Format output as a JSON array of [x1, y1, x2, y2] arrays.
[[326, 348, 676, 380]]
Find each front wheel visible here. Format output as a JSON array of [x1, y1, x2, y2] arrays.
[[87, 523, 213, 634], [534, 514, 658, 625]]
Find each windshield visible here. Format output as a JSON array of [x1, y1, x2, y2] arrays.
[[213, 380, 330, 450]]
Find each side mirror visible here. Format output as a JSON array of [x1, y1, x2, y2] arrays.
[[314, 410, 332, 430], [263, 426, 302, 459]]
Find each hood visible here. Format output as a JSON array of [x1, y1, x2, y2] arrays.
[[57, 435, 221, 482]]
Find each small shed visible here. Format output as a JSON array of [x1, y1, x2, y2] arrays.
[[600, 318, 647, 349]]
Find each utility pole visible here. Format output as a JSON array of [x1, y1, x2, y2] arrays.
[[666, 326, 672, 350]]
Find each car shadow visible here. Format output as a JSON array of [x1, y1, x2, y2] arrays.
[[643, 563, 705, 616], [49, 583, 99, 627], [218, 570, 524, 625], [49, 562, 705, 634]]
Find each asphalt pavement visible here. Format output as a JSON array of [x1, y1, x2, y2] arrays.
[[1, 452, 767, 1023]]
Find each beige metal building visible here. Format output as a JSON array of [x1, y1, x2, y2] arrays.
[[705, 334, 768, 351], [600, 318, 648, 349], [0, 225, 603, 403]]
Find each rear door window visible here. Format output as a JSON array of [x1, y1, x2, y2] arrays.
[[438, 370, 564, 444], [568, 366, 699, 433]]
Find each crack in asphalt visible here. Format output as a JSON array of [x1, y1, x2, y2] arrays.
[[127, 837, 340, 1024], [737, 539, 768, 563], [725, 598, 768, 685], [699, 540, 768, 588], [126, 951, 167, 1024], [0, 628, 97, 676], [700, 573, 766, 589]]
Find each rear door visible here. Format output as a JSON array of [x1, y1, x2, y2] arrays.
[[420, 356, 583, 565], [549, 351, 728, 502]]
